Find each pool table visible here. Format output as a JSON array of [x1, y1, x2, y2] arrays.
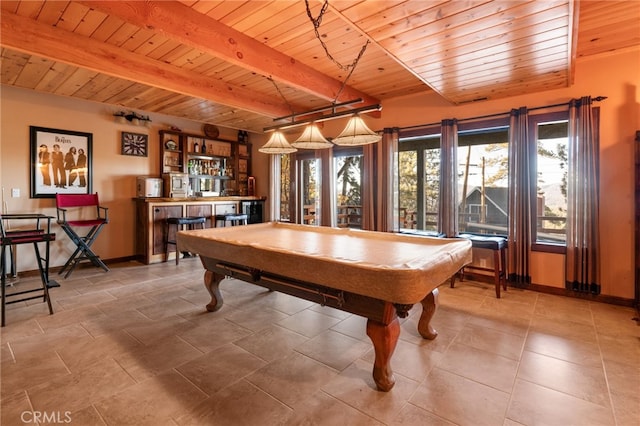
[[177, 222, 472, 391]]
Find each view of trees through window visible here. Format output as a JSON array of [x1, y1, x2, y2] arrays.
[[279, 154, 291, 221], [335, 153, 362, 228], [301, 157, 320, 225], [398, 149, 419, 229], [535, 119, 569, 243], [457, 128, 509, 235], [398, 140, 441, 232], [398, 135, 441, 233]]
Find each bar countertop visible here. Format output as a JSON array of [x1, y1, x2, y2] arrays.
[[134, 196, 266, 203]]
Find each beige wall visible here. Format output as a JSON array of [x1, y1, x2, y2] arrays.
[[1, 47, 638, 300]]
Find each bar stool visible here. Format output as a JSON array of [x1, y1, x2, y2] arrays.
[[450, 234, 508, 298], [214, 214, 248, 227], [165, 216, 206, 264], [1, 213, 57, 327]]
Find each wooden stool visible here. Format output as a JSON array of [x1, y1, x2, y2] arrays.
[[214, 214, 248, 227], [451, 234, 508, 298], [165, 216, 206, 264]]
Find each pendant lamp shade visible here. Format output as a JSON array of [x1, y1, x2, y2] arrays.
[[258, 131, 297, 154], [332, 114, 381, 146], [291, 124, 333, 149]]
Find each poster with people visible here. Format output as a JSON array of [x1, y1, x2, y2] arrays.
[[30, 126, 92, 198]]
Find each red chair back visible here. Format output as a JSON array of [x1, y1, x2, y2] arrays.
[[55, 193, 100, 208]]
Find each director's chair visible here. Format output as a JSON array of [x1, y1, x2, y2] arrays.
[[1, 213, 57, 326], [56, 193, 109, 278]]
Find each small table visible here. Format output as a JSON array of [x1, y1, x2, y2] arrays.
[[0, 213, 58, 326], [177, 222, 472, 391]]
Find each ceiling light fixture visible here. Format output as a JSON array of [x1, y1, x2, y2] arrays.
[[332, 114, 381, 145], [292, 123, 332, 149], [258, 0, 381, 154], [264, 102, 382, 132], [258, 131, 297, 154], [113, 111, 152, 127]]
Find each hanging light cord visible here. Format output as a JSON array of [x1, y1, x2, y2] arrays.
[[267, 0, 371, 122], [304, 0, 370, 104], [268, 76, 295, 117]]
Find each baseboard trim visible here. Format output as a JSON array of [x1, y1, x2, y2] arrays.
[[9, 259, 636, 308], [462, 271, 634, 308], [6, 255, 141, 279]]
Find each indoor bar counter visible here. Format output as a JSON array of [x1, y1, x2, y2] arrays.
[[135, 196, 265, 264]]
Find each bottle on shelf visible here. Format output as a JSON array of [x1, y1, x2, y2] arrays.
[[201, 140, 207, 153], [193, 140, 199, 153]]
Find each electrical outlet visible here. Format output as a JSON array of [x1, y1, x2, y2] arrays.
[[11, 188, 20, 198]]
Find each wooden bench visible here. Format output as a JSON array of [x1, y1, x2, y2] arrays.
[[450, 234, 507, 298]]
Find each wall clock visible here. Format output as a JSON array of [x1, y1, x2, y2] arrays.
[[121, 131, 148, 157], [203, 124, 219, 139]]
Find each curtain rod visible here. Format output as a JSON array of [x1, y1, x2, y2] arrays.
[[397, 96, 607, 132]]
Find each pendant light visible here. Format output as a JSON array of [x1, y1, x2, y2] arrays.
[[259, 1, 380, 154], [291, 123, 333, 149], [332, 114, 381, 146], [258, 131, 297, 154]]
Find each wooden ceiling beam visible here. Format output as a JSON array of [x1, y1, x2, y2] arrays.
[[79, 0, 380, 107], [0, 11, 293, 118]]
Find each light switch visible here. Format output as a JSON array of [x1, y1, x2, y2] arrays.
[[11, 188, 20, 198]]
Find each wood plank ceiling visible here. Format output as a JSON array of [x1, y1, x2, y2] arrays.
[[1, 1, 638, 133]]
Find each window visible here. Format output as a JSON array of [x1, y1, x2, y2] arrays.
[[398, 149, 419, 230], [398, 131, 440, 233], [399, 121, 509, 236], [274, 107, 588, 254], [279, 154, 291, 221], [531, 112, 569, 247], [457, 122, 509, 236], [299, 154, 321, 225], [334, 147, 363, 229]]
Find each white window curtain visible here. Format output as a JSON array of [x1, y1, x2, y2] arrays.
[[566, 96, 601, 294], [438, 119, 458, 237], [507, 107, 532, 285], [362, 128, 398, 232]]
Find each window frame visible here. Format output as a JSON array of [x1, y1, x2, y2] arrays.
[[295, 151, 322, 226], [528, 111, 569, 254], [398, 125, 440, 234], [333, 146, 364, 229], [456, 118, 511, 237]]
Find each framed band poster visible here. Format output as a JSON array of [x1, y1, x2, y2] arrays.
[[30, 126, 93, 198]]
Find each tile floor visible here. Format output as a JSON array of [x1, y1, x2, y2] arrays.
[[1, 259, 638, 425]]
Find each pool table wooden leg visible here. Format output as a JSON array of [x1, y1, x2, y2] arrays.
[[366, 316, 400, 392], [203, 270, 225, 312], [417, 288, 439, 340]]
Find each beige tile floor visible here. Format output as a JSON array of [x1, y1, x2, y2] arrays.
[[1, 259, 638, 425]]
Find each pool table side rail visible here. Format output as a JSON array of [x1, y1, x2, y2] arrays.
[[177, 223, 472, 305]]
